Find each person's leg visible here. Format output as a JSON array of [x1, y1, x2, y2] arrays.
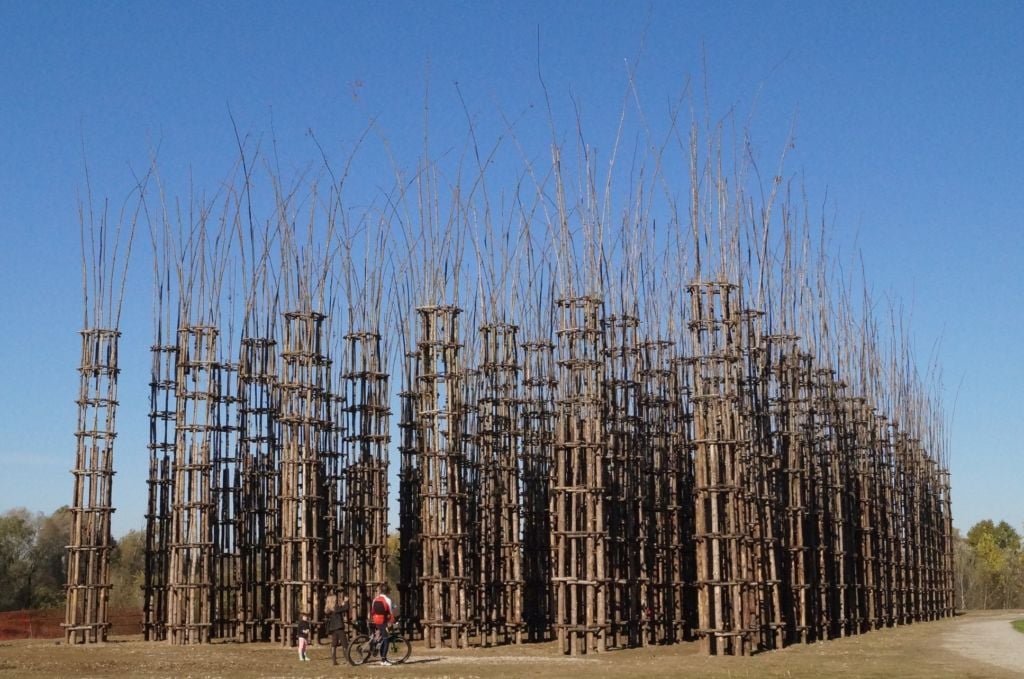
[[331, 630, 342, 664], [379, 625, 390, 662]]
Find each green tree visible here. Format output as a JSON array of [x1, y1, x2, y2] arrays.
[[0, 508, 38, 611], [109, 529, 146, 608], [960, 519, 1024, 609], [386, 532, 400, 588], [32, 506, 72, 608], [966, 520, 1021, 552]]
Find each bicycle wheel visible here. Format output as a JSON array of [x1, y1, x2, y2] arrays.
[[388, 634, 412, 664], [346, 633, 373, 666]]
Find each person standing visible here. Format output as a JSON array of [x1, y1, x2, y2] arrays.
[[296, 612, 312, 662], [326, 593, 351, 665], [369, 584, 395, 666]]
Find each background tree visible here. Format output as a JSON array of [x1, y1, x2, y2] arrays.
[[0, 508, 37, 610], [109, 529, 146, 609], [32, 506, 72, 608], [957, 519, 1024, 609], [0, 506, 137, 612]]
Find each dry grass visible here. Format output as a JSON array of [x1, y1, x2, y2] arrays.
[[0, 611, 1019, 679]]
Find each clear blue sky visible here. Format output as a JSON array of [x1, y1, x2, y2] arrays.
[[1, 1, 1020, 538]]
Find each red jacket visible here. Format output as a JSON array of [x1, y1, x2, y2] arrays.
[[370, 594, 393, 626]]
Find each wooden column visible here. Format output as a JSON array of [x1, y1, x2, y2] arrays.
[[341, 331, 391, 612], [237, 336, 279, 642], [477, 322, 524, 644], [687, 281, 753, 655], [144, 331, 176, 641], [167, 324, 218, 644], [641, 338, 679, 645], [603, 314, 644, 649], [521, 339, 556, 642], [212, 357, 240, 639], [64, 328, 119, 644], [398, 348, 423, 637], [276, 310, 331, 645], [552, 295, 606, 655], [416, 305, 471, 648]]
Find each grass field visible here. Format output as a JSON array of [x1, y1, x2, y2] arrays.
[[1, 610, 1021, 678]]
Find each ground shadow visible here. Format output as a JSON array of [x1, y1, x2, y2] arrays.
[[399, 657, 443, 665]]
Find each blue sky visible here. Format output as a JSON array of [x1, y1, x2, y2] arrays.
[[1, 1, 1021, 537]]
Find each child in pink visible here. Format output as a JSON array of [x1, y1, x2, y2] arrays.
[[296, 612, 311, 661]]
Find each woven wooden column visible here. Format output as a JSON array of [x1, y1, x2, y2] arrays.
[[462, 367, 482, 641], [640, 338, 679, 645], [835, 390, 860, 638], [212, 358, 241, 639], [819, 377, 856, 639], [144, 330, 176, 641], [874, 415, 896, 628], [323, 387, 346, 607], [806, 366, 839, 640], [776, 348, 813, 644], [237, 336, 279, 641], [521, 339, 556, 642], [398, 347, 423, 636], [890, 427, 910, 626], [903, 435, 924, 622], [167, 324, 219, 644], [341, 331, 391, 609], [741, 322, 785, 651], [672, 350, 700, 642], [477, 322, 523, 644], [416, 305, 471, 648], [602, 314, 644, 649], [852, 398, 881, 632], [938, 467, 955, 617], [919, 456, 940, 621], [687, 281, 753, 655], [276, 310, 331, 645], [552, 295, 606, 655], [64, 328, 119, 644]]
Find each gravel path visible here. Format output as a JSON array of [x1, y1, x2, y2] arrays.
[[942, 612, 1024, 675]]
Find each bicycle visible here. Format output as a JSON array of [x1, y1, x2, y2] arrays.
[[346, 623, 412, 665]]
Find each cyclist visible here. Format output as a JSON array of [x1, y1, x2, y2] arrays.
[[369, 584, 395, 666]]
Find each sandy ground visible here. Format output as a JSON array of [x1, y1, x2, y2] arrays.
[[1, 610, 1022, 678], [941, 610, 1024, 676]]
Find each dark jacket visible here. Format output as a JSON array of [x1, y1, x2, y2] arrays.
[[296, 619, 311, 639], [327, 602, 350, 632]]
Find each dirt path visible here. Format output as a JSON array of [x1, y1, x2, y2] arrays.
[[942, 610, 1024, 675]]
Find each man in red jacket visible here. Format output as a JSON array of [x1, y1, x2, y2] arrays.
[[369, 584, 395, 666]]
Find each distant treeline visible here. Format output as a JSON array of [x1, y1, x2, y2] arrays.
[[955, 519, 1024, 610], [1, 506, 1019, 612], [0, 507, 400, 613], [0, 507, 143, 612]]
